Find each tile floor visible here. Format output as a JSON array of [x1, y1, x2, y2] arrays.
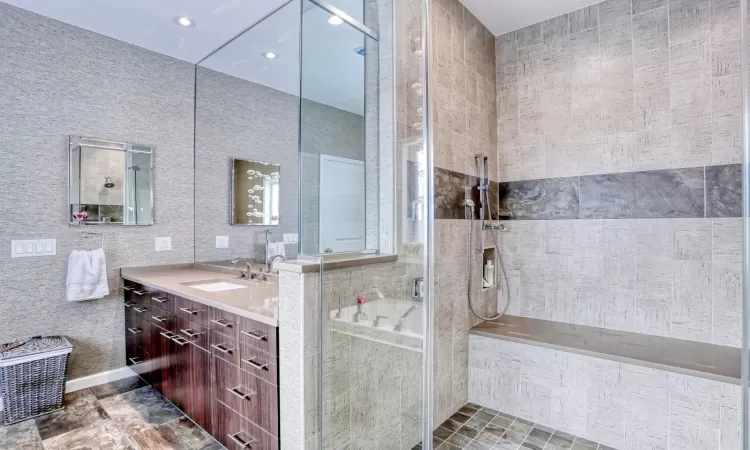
[[0, 376, 221, 450], [419, 403, 618, 450]]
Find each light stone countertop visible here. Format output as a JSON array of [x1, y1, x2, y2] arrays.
[[471, 315, 741, 385], [121, 265, 279, 326]]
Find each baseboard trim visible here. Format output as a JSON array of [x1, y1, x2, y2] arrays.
[[65, 366, 137, 393]]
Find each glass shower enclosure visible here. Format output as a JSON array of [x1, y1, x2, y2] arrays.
[[298, 0, 434, 448]]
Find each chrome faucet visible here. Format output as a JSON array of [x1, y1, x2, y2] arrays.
[[268, 254, 286, 272], [394, 305, 417, 332], [231, 258, 252, 278]]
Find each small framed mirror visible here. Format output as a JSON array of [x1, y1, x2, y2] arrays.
[[69, 136, 154, 226], [231, 159, 280, 225]]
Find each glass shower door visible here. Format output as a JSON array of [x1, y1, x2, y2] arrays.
[[298, 0, 434, 448]]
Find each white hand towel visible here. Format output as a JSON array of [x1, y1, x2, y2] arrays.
[[66, 248, 109, 301], [273, 242, 286, 258]]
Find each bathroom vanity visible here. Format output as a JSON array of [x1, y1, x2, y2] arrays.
[[121, 265, 279, 449]]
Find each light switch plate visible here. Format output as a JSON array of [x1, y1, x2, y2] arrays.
[[11, 239, 56, 257], [155, 237, 172, 251], [216, 236, 229, 248], [283, 233, 299, 244]]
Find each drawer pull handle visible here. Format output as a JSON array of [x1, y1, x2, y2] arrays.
[[180, 329, 203, 338], [128, 357, 142, 365], [211, 319, 233, 328], [226, 386, 255, 400], [179, 307, 203, 315], [152, 296, 168, 303], [172, 336, 189, 346], [160, 331, 176, 339], [240, 330, 268, 341], [151, 316, 168, 323], [124, 302, 135, 308], [122, 286, 134, 291], [127, 328, 142, 335], [241, 358, 269, 371], [133, 307, 148, 313], [134, 290, 147, 296], [228, 432, 255, 448], [211, 344, 234, 354]]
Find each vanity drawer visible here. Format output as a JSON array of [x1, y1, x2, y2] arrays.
[[175, 296, 209, 326], [149, 291, 175, 313], [148, 310, 177, 333], [131, 301, 151, 319], [213, 398, 278, 450], [175, 316, 209, 350], [131, 287, 150, 308], [213, 356, 278, 437], [209, 307, 240, 339], [210, 331, 240, 367], [126, 314, 147, 349], [239, 346, 278, 386], [238, 317, 277, 355]]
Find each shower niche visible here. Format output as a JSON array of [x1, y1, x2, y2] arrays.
[[68, 135, 154, 225]]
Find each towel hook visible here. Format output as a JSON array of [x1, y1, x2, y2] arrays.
[[81, 231, 104, 248]]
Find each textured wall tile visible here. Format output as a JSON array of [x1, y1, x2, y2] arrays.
[[670, 37, 711, 85], [518, 23, 542, 49], [496, 32, 519, 86], [671, 260, 712, 341], [635, 128, 672, 171], [712, 74, 742, 118], [711, 0, 741, 40], [671, 123, 712, 167], [586, 359, 625, 446], [602, 219, 637, 258], [518, 44, 543, 79], [634, 296, 671, 336], [673, 218, 712, 260], [671, 80, 711, 128], [712, 261, 742, 347], [712, 218, 742, 262], [669, 0, 710, 46], [711, 115, 742, 165], [600, 12, 633, 61], [622, 365, 669, 450], [633, 0, 668, 15], [633, 7, 669, 54], [669, 374, 721, 449], [634, 86, 670, 129], [498, 177, 579, 220], [636, 219, 675, 260], [570, 5, 599, 34], [545, 220, 574, 255], [706, 164, 742, 217], [636, 257, 673, 297], [435, 167, 468, 219], [579, 168, 705, 219]]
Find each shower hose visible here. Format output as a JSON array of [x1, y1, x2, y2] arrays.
[[467, 186, 511, 321]]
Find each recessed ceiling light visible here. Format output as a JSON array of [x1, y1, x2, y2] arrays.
[[328, 15, 344, 25], [262, 51, 278, 60], [174, 16, 195, 27]]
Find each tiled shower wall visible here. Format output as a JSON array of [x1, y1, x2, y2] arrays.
[[431, 0, 499, 425], [493, 0, 743, 347]]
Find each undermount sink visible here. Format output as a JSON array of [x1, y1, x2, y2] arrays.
[[180, 279, 248, 292]]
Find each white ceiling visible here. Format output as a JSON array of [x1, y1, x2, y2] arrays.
[[460, 0, 603, 36]]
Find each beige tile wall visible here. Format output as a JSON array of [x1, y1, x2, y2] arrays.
[[496, 0, 742, 181], [469, 334, 742, 450]]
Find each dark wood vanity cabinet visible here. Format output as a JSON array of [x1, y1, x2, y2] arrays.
[[123, 280, 279, 449]]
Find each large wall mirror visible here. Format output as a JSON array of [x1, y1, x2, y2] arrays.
[[231, 159, 280, 225], [68, 135, 154, 226]]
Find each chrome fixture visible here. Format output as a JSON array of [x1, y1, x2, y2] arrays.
[[412, 277, 424, 299], [394, 305, 417, 332], [231, 258, 252, 278], [373, 315, 388, 327], [104, 176, 115, 188], [353, 302, 367, 323], [268, 254, 286, 273], [467, 154, 511, 321]]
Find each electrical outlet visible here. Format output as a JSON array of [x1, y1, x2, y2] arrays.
[[155, 237, 172, 251], [216, 236, 229, 248], [283, 233, 298, 244]]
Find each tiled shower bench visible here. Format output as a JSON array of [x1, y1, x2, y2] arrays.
[[468, 316, 741, 450]]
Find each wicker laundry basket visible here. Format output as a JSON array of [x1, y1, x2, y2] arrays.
[[0, 336, 72, 425]]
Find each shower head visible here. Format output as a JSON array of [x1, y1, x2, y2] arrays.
[[464, 199, 475, 208], [128, 165, 141, 172], [104, 176, 115, 188]]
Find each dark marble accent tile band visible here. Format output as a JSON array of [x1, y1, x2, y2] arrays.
[[706, 164, 742, 217], [435, 167, 470, 219], [578, 167, 705, 219], [434, 164, 742, 220], [498, 177, 580, 220]]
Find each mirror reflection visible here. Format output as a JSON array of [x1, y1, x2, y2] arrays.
[[231, 159, 281, 225], [68, 136, 154, 226]]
